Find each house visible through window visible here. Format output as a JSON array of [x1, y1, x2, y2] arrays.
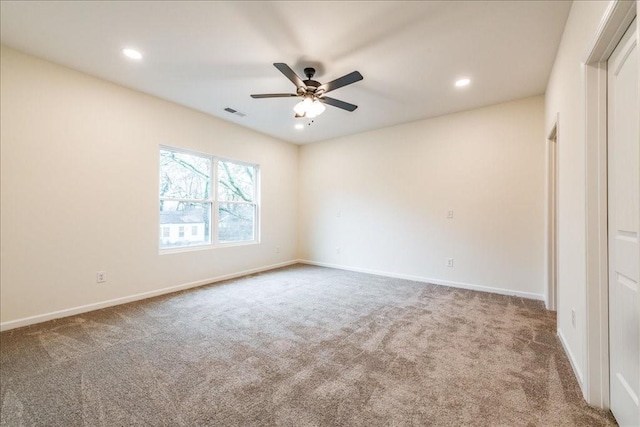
[[159, 146, 259, 250]]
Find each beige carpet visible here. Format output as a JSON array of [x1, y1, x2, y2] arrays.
[[1, 264, 615, 426]]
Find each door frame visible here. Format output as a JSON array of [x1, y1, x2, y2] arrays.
[[545, 116, 559, 311], [583, 0, 637, 409]]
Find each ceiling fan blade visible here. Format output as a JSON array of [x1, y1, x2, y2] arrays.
[[319, 96, 358, 112], [318, 71, 363, 94], [250, 93, 298, 98], [273, 63, 305, 88]]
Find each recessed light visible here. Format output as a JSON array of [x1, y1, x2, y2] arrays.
[[455, 78, 471, 87], [122, 48, 143, 60], [295, 123, 304, 130]]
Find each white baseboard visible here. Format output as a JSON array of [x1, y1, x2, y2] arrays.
[[1, 259, 545, 332], [297, 259, 545, 301], [557, 327, 584, 387], [0, 260, 298, 332]]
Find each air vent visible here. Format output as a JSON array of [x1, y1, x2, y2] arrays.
[[223, 107, 245, 118]]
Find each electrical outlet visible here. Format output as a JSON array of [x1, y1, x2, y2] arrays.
[[276, 246, 280, 253], [96, 271, 107, 283], [446, 258, 454, 267], [447, 210, 454, 219], [571, 309, 576, 328], [336, 247, 341, 255]]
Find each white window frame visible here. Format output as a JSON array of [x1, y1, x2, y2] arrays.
[[159, 145, 260, 253], [213, 156, 261, 247]]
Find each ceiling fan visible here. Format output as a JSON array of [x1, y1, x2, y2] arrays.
[[251, 63, 363, 118]]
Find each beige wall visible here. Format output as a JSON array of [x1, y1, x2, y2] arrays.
[[0, 46, 299, 327], [544, 0, 611, 390], [299, 96, 546, 298]]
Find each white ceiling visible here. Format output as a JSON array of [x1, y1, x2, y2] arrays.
[[0, 1, 571, 144]]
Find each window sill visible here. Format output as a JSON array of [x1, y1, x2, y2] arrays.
[[159, 240, 259, 255]]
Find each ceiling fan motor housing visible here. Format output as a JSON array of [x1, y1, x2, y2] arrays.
[[296, 83, 321, 97], [301, 68, 322, 96]]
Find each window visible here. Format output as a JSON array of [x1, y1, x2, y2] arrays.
[[159, 148, 211, 249], [159, 147, 259, 250], [217, 160, 257, 243]]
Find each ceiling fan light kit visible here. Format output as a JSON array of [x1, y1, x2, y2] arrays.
[[293, 96, 326, 118], [251, 63, 363, 119]]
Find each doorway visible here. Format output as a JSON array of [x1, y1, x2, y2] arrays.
[[546, 120, 558, 312], [583, 0, 638, 416]]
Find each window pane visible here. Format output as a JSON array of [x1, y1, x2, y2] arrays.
[[218, 203, 255, 243], [160, 201, 211, 248], [160, 149, 211, 200], [217, 160, 255, 202]]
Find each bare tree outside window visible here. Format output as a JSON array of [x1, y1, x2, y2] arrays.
[[159, 149, 211, 248], [217, 160, 257, 243]]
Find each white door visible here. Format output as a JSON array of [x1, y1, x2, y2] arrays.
[[608, 18, 639, 427]]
